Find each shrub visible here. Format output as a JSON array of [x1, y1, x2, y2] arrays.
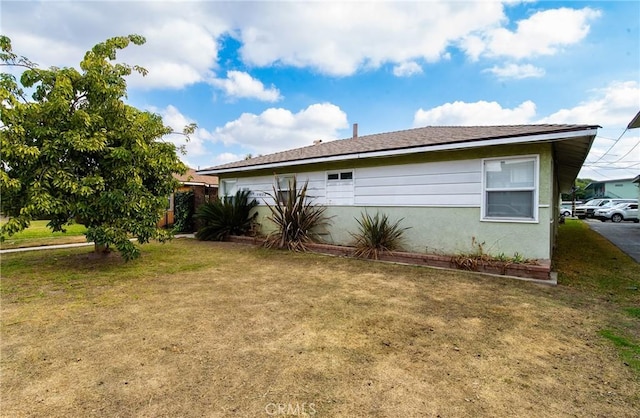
[[195, 190, 258, 241], [173, 190, 194, 233], [351, 212, 409, 259], [264, 177, 328, 251]]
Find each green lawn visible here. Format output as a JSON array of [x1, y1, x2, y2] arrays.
[[0, 220, 638, 417], [0, 220, 87, 249]]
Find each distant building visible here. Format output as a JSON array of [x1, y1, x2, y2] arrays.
[[584, 178, 639, 200], [159, 169, 218, 229]]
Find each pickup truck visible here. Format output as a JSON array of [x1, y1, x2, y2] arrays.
[[575, 198, 637, 219]]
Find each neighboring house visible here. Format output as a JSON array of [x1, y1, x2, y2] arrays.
[[198, 124, 598, 261], [633, 175, 640, 201], [583, 178, 639, 200], [159, 169, 218, 228]]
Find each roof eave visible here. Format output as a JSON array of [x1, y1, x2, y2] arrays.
[[198, 128, 598, 175]]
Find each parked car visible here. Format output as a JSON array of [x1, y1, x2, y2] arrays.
[[594, 202, 639, 223], [560, 201, 583, 217], [575, 198, 638, 219]]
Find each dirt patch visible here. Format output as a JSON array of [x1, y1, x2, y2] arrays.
[[1, 240, 638, 417]]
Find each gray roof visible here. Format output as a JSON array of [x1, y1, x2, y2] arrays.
[[200, 124, 598, 173]]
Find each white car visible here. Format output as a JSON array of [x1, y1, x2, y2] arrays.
[[594, 202, 639, 223]]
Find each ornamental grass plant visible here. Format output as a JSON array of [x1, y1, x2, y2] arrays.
[[264, 177, 328, 251], [351, 211, 409, 259]]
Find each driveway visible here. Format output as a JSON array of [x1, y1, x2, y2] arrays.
[[585, 219, 640, 263]]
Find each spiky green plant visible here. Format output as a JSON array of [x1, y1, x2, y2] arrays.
[[264, 177, 329, 251], [195, 189, 258, 241], [350, 212, 409, 259]]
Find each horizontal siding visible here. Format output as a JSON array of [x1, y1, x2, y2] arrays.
[[226, 158, 483, 207], [355, 194, 480, 207], [355, 171, 479, 187], [356, 182, 479, 196], [354, 160, 481, 207], [235, 173, 326, 205]]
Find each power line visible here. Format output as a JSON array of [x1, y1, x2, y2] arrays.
[[608, 137, 640, 163], [587, 128, 629, 164]]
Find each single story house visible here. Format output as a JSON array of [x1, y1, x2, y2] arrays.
[[198, 124, 598, 261], [583, 177, 639, 200], [159, 169, 218, 228]]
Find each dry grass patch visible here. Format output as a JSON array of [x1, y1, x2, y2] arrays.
[[1, 237, 639, 417]]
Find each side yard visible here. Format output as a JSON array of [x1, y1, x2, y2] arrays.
[[0, 220, 638, 417], [0, 220, 87, 249]]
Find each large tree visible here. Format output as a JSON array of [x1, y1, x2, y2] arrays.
[[0, 35, 191, 260]]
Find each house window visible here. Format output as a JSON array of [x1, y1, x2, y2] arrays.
[[482, 156, 538, 221], [326, 170, 354, 205], [327, 171, 353, 181], [221, 179, 237, 197], [276, 174, 295, 204]]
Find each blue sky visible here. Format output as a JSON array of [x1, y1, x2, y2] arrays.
[[2, 1, 639, 180]]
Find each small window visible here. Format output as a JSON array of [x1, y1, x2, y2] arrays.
[[482, 156, 538, 221], [221, 179, 237, 197], [340, 172, 353, 180], [276, 175, 294, 204], [327, 171, 353, 181]]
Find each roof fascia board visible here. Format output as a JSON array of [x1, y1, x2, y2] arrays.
[[181, 181, 217, 187], [199, 128, 597, 175]]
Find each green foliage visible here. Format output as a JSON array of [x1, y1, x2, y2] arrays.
[[195, 190, 258, 241], [561, 178, 595, 201], [173, 191, 194, 233], [599, 329, 640, 373], [264, 177, 328, 251], [0, 35, 188, 260], [350, 212, 409, 259]]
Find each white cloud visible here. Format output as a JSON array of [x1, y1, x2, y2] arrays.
[[210, 71, 281, 102], [462, 7, 601, 61], [2, 1, 225, 89], [539, 80, 640, 178], [414, 100, 537, 126], [412, 81, 639, 179], [214, 153, 243, 165], [539, 81, 640, 126], [212, 103, 349, 155], [231, 2, 506, 76], [393, 61, 423, 77], [154, 105, 213, 160], [2, 2, 599, 81], [484, 63, 545, 79]]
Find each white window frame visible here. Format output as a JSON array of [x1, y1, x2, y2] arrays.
[[275, 174, 295, 204], [220, 179, 237, 197], [326, 170, 354, 182], [481, 155, 539, 223]]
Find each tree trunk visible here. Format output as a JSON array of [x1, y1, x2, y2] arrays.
[[94, 243, 110, 254]]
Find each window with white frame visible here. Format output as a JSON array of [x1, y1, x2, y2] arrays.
[[276, 174, 295, 204], [482, 156, 538, 221], [220, 179, 237, 197]]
